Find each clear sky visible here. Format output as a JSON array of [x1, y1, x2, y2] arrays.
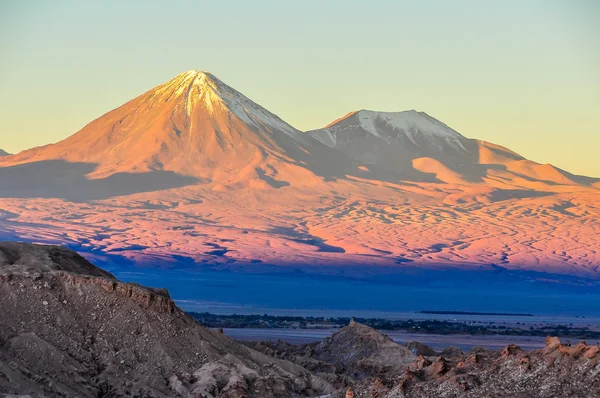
[[1, 0, 598, 176]]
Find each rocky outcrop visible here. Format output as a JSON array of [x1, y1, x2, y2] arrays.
[[0, 242, 115, 278], [404, 341, 438, 357], [0, 242, 333, 397], [249, 323, 600, 398], [347, 336, 600, 398], [312, 319, 415, 380], [248, 321, 416, 392]]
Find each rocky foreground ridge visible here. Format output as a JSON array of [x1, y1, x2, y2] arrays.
[[1, 242, 599, 397], [0, 242, 333, 397], [248, 322, 600, 398]]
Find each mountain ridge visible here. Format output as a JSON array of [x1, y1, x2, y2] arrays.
[[307, 109, 599, 187], [0, 70, 598, 279], [2, 70, 597, 188]]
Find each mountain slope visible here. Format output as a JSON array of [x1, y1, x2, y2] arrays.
[[307, 110, 598, 187], [0, 242, 333, 398], [0, 149, 8, 156], [0, 71, 359, 190], [0, 71, 598, 281]]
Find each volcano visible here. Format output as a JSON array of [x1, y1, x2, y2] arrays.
[[0, 71, 358, 191], [307, 109, 598, 187]]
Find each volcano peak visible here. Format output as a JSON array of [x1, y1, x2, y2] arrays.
[[0, 69, 341, 184]]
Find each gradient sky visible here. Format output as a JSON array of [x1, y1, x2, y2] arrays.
[[1, 0, 599, 176]]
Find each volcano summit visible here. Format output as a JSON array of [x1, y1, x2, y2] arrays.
[[1, 71, 361, 191]]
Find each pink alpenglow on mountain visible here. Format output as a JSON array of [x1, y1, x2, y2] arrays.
[[1, 71, 355, 190], [0, 70, 598, 278]]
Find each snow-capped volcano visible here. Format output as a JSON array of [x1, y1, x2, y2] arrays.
[[307, 109, 482, 180], [307, 109, 594, 186], [311, 110, 466, 147], [0, 70, 356, 189], [2, 72, 596, 191], [158, 70, 302, 139]]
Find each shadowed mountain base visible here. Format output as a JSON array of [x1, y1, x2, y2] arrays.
[[0, 160, 199, 201]]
